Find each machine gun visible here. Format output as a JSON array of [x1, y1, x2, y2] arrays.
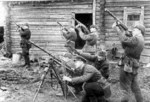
[[33, 59, 68, 102], [57, 21, 69, 32], [30, 41, 77, 102], [72, 16, 90, 34], [105, 9, 132, 37], [29, 40, 74, 72]]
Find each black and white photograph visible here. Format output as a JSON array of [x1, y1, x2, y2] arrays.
[[0, 0, 150, 102]]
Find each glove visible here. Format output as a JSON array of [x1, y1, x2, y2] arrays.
[[63, 76, 72, 82]]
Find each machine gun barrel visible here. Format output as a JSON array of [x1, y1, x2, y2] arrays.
[[29, 40, 73, 71]]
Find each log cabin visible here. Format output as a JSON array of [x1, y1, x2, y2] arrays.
[[105, 0, 150, 63], [4, 0, 105, 57], [3, 0, 150, 63]]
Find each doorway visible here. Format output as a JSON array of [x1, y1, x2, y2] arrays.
[[74, 13, 92, 49]]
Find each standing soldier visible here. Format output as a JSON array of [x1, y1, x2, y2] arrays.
[[19, 23, 32, 70], [61, 26, 77, 54], [76, 24, 98, 54], [112, 22, 145, 102]]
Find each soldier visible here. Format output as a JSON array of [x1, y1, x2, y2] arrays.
[[112, 22, 145, 102], [19, 23, 31, 70], [74, 49, 109, 79], [111, 43, 118, 60], [76, 24, 98, 54], [63, 56, 110, 102], [61, 26, 77, 54]]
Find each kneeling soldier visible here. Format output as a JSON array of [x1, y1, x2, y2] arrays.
[[63, 56, 111, 102], [75, 49, 109, 79]]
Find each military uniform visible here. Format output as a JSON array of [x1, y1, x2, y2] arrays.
[[62, 28, 77, 53], [71, 64, 107, 102], [19, 28, 31, 67], [78, 51, 109, 79], [113, 23, 145, 102], [77, 26, 98, 54]]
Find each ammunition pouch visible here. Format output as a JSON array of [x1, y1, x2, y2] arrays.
[[118, 55, 140, 74]]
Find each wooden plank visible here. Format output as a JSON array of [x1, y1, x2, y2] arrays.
[[92, 0, 96, 25], [12, 5, 92, 10], [11, 30, 62, 34], [107, 0, 150, 2], [106, 1, 150, 5], [11, 17, 69, 21], [10, 26, 65, 30], [141, 48, 150, 56], [11, 8, 92, 14], [11, 2, 92, 7], [140, 55, 150, 63], [10, 2, 93, 55]]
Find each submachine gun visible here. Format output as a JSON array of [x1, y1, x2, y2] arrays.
[[105, 9, 132, 37]]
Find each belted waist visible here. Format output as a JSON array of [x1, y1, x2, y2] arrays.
[[119, 54, 140, 74]]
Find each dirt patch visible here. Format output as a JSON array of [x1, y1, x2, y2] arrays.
[[0, 57, 150, 102]]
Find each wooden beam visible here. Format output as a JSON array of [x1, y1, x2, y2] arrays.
[[92, 0, 96, 25]]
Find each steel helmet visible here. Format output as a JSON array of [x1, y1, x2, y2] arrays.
[[134, 24, 145, 35]]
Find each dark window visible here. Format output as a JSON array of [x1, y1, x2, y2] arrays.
[[74, 13, 92, 49], [128, 14, 140, 21]]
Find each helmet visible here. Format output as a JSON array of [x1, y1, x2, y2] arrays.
[[134, 24, 145, 35]]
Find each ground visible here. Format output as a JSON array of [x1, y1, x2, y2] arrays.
[[0, 56, 150, 102]]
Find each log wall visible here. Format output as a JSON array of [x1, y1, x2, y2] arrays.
[[105, 0, 150, 63], [9, 1, 95, 56]]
